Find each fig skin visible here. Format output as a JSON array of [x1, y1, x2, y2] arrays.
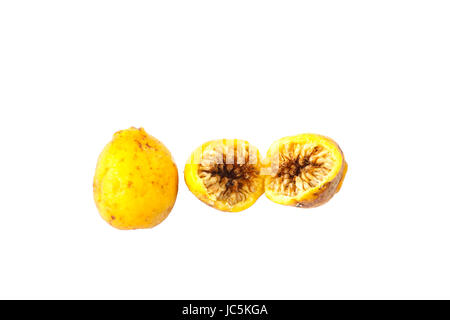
[[264, 134, 347, 208], [93, 127, 178, 229], [184, 139, 264, 212]]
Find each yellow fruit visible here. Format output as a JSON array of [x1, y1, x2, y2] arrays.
[[264, 134, 347, 208], [93, 127, 178, 229], [184, 139, 264, 212]]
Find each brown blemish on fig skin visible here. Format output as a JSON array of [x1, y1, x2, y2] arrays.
[[111, 216, 116, 220], [135, 140, 144, 150], [128, 181, 133, 187]]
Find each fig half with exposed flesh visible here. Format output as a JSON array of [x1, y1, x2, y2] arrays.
[[184, 139, 264, 212]]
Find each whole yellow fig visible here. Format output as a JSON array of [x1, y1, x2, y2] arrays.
[[93, 127, 178, 229]]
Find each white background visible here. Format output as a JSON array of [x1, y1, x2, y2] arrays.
[[0, 1, 449, 299]]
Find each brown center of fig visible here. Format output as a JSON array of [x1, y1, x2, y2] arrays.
[[198, 145, 259, 205], [270, 143, 334, 196]]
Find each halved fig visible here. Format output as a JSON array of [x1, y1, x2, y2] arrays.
[[184, 139, 264, 212], [264, 134, 347, 208]]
